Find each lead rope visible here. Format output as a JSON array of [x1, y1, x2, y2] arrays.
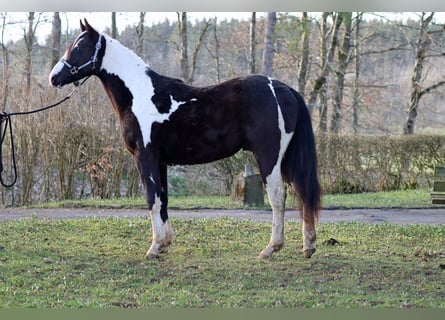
[[0, 113, 16, 187], [0, 76, 91, 188]]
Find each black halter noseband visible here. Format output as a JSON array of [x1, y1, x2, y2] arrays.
[[60, 34, 103, 76]]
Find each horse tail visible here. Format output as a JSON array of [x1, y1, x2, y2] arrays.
[[281, 89, 321, 220]]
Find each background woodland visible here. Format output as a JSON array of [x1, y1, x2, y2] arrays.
[[1, 12, 445, 205]]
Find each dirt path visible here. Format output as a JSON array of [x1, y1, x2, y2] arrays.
[[1, 207, 444, 225]]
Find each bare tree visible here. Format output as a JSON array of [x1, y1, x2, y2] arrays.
[[178, 12, 189, 81], [111, 12, 117, 39], [316, 13, 330, 131], [188, 19, 211, 84], [50, 12, 61, 69], [212, 18, 221, 82], [297, 12, 311, 96], [352, 12, 363, 134], [1, 13, 10, 112], [307, 12, 342, 121], [135, 12, 145, 56], [330, 12, 353, 133], [23, 12, 35, 97], [203, 17, 222, 83], [249, 12, 256, 74], [403, 12, 445, 134], [262, 12, 277, 76], [177, 13, 211, 84]]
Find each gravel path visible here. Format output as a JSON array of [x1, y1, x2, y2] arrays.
[[1, 207, 444, 225]]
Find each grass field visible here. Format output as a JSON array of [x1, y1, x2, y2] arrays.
[[37, 188, 439, 210], [0, 216, 444, 307]]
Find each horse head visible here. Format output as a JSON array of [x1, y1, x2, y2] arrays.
[[49, 19, 105, 88]]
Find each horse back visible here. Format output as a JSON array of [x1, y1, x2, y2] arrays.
[[149, 72, 298, 165]]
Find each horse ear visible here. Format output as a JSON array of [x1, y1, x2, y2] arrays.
[[80, 19, 86, 31], [82, 19, 97, 34]]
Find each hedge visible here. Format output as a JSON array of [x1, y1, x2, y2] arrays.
[[3, 133, 445, 205], [316, 134, 445, 193]]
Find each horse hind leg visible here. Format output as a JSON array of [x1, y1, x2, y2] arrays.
[[302, 204, 316, 258], [258, 167, 286, 259]]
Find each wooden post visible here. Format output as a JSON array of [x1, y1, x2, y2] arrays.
[[231, 164, 264, 207], [430, 165, 445, 204]]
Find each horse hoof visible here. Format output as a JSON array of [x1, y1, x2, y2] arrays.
[[145, 252, 159, 259], [304, 248, 316, 258], [146, 246, 160, 259], [258, 252, 271, 259], [258, 247, 273, 259]]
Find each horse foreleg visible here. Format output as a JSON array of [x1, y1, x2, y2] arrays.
[[137, 156, 174, 259], [147, 164, 174, 258], [259, 171, 286, 259], [146, 194, 174, 259]]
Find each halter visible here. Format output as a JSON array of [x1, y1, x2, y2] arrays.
[[60, 34, 103, 76]]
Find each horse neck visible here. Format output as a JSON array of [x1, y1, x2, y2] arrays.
[[99, 34, 153, 109], [101, 34, 147, 71]]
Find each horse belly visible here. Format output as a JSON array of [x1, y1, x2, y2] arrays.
[[160, 129, 242, 165]]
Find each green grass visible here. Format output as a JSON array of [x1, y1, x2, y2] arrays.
[[322, 189, 436, 209], [35, 189, 439, 210], [0, 217, 444, 307]]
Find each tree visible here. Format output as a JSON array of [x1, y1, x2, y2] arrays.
[[23, 12, 35, 97], [403, 12, 445, 134], [178, 12, 189, 81], [262, 12, 277, 76], [1, 13, 10, 112], [212, 17, 221, 82], [307, 12, 342, 130], [330, 12, 353, 133], [297, 12, 311, 96], [177, 13, 211, 84], [188, 19, 211, 84], [50, 12, 61, 69], [352, 13, 363, 134], [111, 12, 117, 39], [135, 12, 145, 56], [249, 12, 256, 74]]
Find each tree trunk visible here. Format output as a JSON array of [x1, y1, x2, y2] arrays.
[[297, 12, 310, 96], [308, 12, 342, 118], [262, 12, 277, 76], [249, 12, 256, 74], [317, 13, 329, 131], [213, 18, 221, 82], [179, 12, 189, 81], [352, 12, 363, 134], [135, 12, 145, 56], [318, 84, 328, 132], [330, 12, 352, 134], [188, 19, 211, 84], [403, 12, 433, 135], [24, 12, 35, 98], [50, 12, 61, 69], [111, 12, 117, 39], [1, 13, 10, 112]]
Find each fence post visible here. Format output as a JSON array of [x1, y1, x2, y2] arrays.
[[230, 164, 264, 207]]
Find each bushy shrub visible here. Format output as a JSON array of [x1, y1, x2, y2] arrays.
[[316, 134, 445, 193]]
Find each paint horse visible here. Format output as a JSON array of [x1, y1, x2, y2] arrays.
[[49, 20, 321, 259]]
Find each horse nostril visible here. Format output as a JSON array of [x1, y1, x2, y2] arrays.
[[49, 74, 61, 87], [49, 73, 55, 86]]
